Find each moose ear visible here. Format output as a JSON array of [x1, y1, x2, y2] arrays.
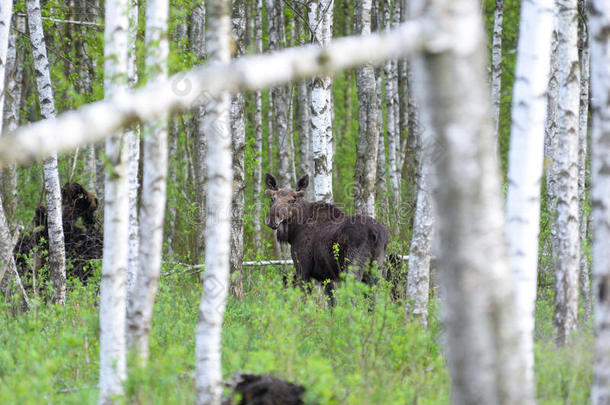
[[265, 173, 278, 190], [296, 175, 309, 192]]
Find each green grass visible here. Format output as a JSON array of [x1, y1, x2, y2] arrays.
[[0, 264, 592, 404]]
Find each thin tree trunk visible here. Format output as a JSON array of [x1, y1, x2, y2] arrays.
[[375, 67, 389, 224], [353, 0, 379, 218], [589, 1, 610, 401], [490, 0, 504, 151], [1, 14, 23, 225], [252, 0, 263, 252], [0, 0, 13, 134], [309, 0, 334, 202], [405, 99, 433, 327], [190, 2, 207, 264], [295, 10, 311, 198], [553, 0, 581, 346], [409, 0, 526, 401], [98, 0, 129, 400], [127, 0, 169, 363], [504, 0, 554, 400], [195, 0, 232, 403], [26, 0, 67, 305], [577, 0, 591, 322], [126, 0, 140, 297], [229, 0, 246, 298]]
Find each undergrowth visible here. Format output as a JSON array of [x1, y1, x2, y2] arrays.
[[0, 263, 592, 404]]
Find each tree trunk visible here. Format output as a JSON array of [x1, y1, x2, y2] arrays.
[[589, 1, 610, 401], [504, 0, 554, 400], [1, 14, 23, 225], [98, 0, 129, 400], [375, 67, 389, 224], [230, 0, 246, 298], [409, 0, 526, 401], [553, 0, 581, 346], [295, 14, 312, 199], [252, 0, 263, 252], [577, 0, 591, 322], [127, 0, 169, 363], [195, 0, 232, 403], [405, 86, 433, 327], [26, 0, 67, 305], [190, 2, 207, 264], [309, 0, 334, 202], [0, 0, 13, 134], [490, 0, 504, 151], [126, 0, 140, 297], [353, 0, 379, 218]]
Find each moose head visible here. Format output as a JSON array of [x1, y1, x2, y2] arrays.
[[264, 173, 309, 239]]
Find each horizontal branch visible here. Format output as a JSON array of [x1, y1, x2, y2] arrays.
[[0, 19, 436, 168], [15, 12, 101, 27]]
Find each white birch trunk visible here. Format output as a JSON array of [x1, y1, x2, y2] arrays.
[[195, 0, 232, 403], [375, 67, 389, 223], [353, 0, 379, 218], [577, 0, 591, 321], [504, 0, 554, 400], [26, 0, 67, 305], [409, 0, 526, 401], [252, 0, 263, 252], [0, 20, 431, 165], [126, 0, 140, 297], [230, 0, 246, 298], [127, 0, 169, 363], [99, 0, 129, 400], [553, 0, 581, 346], [295, 9, 311, 200], [383, 0, 400, 218], [1, 14, 23, 224], [405, 84, 433, 327], [490, 0, 504, 147], [589, 1, 610, 401], [0, 0, 13, 132], [309, 0, 334, 202]]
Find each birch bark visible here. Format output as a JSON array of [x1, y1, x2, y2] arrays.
[[0, 0, 13, 131], [127, 0, 169, 363], [553, 0, 581, 346], [504, 0, 554, 400], [295, 12, 312, 200], [195, 0, 232, 403], [353, 0, 379, 218], [490, 0, 504, 147], [98, 0, 129, 400], [409, 0, 526, 401], [1, 14, 23, 224], [589, 1, 610, 401], [230, 0, 246, 297], [26, 0, 67, 305], [252, 0, 263, 252], [126, 0, 140, 297], [309, 0, 334, 202]]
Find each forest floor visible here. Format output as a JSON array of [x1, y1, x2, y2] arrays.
[[0, 262, 592, 404]]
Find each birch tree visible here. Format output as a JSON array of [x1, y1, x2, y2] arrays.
[[353, 0, 379, 217], [408, 0, 526, 401], [490, 0, 504, 145], [504, 0, 554, 400], [230, 0, 246, 298], [309, 0, 334, 201], [26, 0, 67, 305], [127, 0, 169, 363], [295, 11, 312, 201], [553, 0, 581, 346], [577, 0, 591, 320], [195, 0, 232, 402], [0, 0, 13, 132], [99, 0, 129, 400], [589, 0, 610, 402], [126, 0, 140, 296], [405, 95, 433, 327], [252, 0, 263, 251], [1, 14, 23, 223]]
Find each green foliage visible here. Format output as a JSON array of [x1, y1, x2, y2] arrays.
[[0, 265, 593, 404]]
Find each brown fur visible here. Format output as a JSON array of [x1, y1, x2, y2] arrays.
[[264, 174, 389, 294]]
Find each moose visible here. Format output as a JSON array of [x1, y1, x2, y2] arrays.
[[264, 173, 389, 299]]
